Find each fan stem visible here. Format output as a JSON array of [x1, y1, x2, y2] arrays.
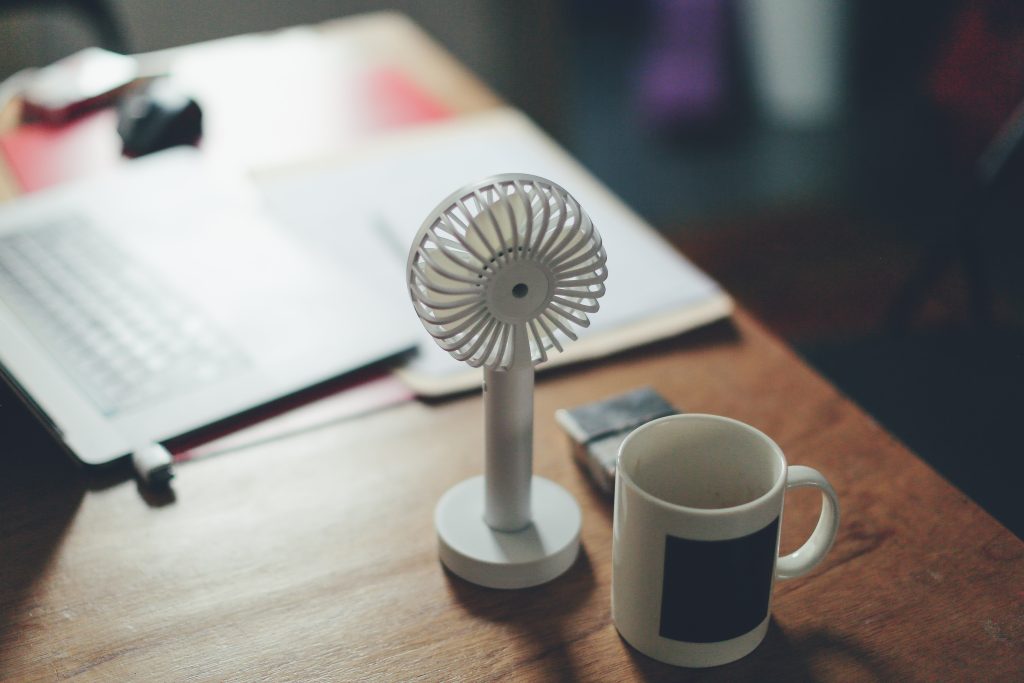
[[483, 324, 534, 531]]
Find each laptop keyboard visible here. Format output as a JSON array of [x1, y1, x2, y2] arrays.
[[0, 217, 247, 416]]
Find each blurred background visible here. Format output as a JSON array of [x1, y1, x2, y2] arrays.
[[1, 0, 1022, 536]]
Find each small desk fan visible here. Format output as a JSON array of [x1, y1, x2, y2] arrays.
[[408, 173, 607, 589]]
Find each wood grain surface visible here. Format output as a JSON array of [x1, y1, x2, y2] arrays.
[[1, 13, 1022, 682], [2, 310, 1021, 681]]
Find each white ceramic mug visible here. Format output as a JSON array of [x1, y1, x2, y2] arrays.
[[612, 414, 840, 668]]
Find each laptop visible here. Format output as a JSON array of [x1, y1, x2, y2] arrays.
[[0, 148, 416, 466]]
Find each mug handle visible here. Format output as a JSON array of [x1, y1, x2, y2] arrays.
[[776, 465, 841, 579]]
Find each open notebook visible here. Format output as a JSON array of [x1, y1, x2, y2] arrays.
[[260, 108, 733, 396]]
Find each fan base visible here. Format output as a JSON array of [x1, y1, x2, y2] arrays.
[[435, 475, 581, 589]]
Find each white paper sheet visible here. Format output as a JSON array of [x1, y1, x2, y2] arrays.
[[259, 108, 732, 395]]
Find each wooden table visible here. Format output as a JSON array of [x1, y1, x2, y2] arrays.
[[2, 13, 1022, 682]]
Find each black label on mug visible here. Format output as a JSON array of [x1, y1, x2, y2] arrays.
[[659, 517, 780, 643]]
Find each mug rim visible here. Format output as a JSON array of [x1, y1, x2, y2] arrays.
[[617, 413, 788, 517]]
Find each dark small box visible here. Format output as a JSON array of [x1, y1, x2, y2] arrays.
[[555, 387, 678, 495]]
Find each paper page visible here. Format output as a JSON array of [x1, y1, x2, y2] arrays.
[[259, 108, 732, 395]]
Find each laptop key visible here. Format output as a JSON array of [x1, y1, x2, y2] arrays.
[[0, 216, 249, 416]]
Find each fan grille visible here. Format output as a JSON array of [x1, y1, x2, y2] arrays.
[[408, 174, 607, 369]]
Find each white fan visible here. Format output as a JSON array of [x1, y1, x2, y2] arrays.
[[408, 173, 607, 588]]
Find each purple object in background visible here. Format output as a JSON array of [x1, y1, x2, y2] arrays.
[[638, 0, 730, 126]]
